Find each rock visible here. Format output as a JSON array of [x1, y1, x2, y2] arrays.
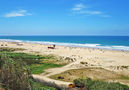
[[57, 76, 64, 79]]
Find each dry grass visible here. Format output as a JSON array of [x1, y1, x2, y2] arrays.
[[50, 67, 129, 85], [41, 55, 70, 65]]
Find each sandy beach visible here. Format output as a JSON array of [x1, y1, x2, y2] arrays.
[[0, 41, 129, 86], [0, 41, 129, 73]]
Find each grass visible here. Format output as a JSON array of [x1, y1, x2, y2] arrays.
[[50, 67, 129, 86], [4, 52, 64, 74], [0, 47, 64, 89], [0, 47, 64, 75], [30, 63, 63, 74], [50, 68, 120, 82], [74, 78, 129, 90], [31, 79, 57, 90], [120, 75, 129, 80], [0, 85, 4, 89]]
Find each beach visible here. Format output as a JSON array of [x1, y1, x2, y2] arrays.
[[0, 40, 129, 87], [0, 41, 129, 75]]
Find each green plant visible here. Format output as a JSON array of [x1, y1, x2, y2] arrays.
[[31, 79, 57, 90], [6, 52, 42, 65], [30, 63, 63, 74], [74, 78, 86, 88], [73, 78, 129, 90], [0, 48, 63, 89], [0, 53, 32, 90]]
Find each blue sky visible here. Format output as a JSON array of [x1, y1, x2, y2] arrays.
[[0, 0, 129, 36]]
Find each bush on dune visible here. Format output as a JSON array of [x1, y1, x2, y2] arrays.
[[74, 78, 129, 90], [0, 53, 32, 90]]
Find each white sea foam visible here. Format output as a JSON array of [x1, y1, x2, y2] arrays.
[[0, 39, 129, 51], [111, 46, 129, 51], [0, 39, 23, 42]]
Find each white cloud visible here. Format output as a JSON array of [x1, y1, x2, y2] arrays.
[[4, 9, 32, 18], [78, 11, 103, 15], [71, 3, 110, 17], [72, 3, 87, 11]]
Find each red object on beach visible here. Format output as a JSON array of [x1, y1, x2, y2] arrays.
[[48, 47, 55, 49], [48, 44, 56, 49], [68, 84, 75, 88]]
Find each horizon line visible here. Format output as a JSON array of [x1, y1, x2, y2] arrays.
[[0, 35, 129, 37]]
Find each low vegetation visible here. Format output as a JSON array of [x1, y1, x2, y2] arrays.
[[0, 51, 63, 74], [0, 47, 25, 52], [31, 79, 56, 90], [74, 78, 129, 90], [0, 47, 61, 90], [0, 53, 32, 90], [50, 68, 129, 85], [30, 63, 63, 74]]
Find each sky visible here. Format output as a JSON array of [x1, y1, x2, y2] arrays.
[[0, 0, 129, 36]]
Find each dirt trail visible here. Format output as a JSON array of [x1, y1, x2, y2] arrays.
[[42, 60, 83, 77], [32, 75, 71, 89], [32, 61, 81, 89]]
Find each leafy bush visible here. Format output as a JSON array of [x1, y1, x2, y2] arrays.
[[0, 53, 32, 90], [73, 78, 129, 90], [74, 78, 87, 88]]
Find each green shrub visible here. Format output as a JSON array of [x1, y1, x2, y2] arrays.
[[73, 78, 129, 90], [74, 78, 87, 88], [0, 53, 32, 90]]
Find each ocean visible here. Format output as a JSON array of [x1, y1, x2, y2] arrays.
[[0, 36, 129, 51]]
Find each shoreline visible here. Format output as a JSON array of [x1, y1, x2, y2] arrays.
[[0, 39, 129, 52]]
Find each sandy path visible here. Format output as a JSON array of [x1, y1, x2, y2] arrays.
[[32, 75, 71, 89], [33, 60, 82, 88], [32, 59, 88, 89]]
